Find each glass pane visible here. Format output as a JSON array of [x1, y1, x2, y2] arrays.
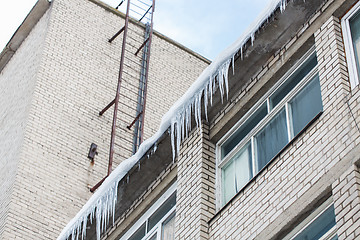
[[222, 103, 267, 158], [148, 193, 176, 231], [350, 11, 360, 80], [255, 108, 288, 171], [293, 205, 337, 240], [222, 159, 236, 204], [128, 223, 146, 240], [290, 75, 322, 137], [270, 53, 317, 109], [161, 213, 175, 240], [234, 143, 252, 192], [329, 235, 338, 240], [148, 234, 157, 240], [222, 143, 252, 204]]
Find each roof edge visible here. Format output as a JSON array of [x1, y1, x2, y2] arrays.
[[0, 0, 51, 73]]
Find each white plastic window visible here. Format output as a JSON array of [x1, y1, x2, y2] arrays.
[[283, 198, 338, 240], [217, 48, 322, 206], [342, 1, 360, 88], [120, 183, 176, 240]]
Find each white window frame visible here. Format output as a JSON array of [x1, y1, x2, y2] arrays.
[[283, 198, 338, 240], [216, 47, 319, 208], [342, 0, 360, 88], [119, 183, 177, 240]]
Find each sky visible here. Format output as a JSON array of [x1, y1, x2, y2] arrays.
[[0, 0, 272, 60]]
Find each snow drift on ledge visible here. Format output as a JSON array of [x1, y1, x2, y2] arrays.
[[57, 0, 288, 239]]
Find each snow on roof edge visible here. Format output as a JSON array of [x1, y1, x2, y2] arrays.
[[57, 0, 287, 239]]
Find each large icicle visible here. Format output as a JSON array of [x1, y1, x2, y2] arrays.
[[57, 1, 290, 239]]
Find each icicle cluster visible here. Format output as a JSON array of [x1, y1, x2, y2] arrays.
[[57, 1, 290, 239]]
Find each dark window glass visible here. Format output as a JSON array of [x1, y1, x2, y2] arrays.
[[148, 193, 176, 231], [128, 223, 146, 240], [350, 11, 360, 80], [290, 75, 322, 137], [222, 103, 267, 158], [270, 54, 317, 109], [293, 205, 337, 240], [255, 108, 288, 171]]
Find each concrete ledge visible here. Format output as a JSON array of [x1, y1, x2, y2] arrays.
[[0, 0, 51, 73]]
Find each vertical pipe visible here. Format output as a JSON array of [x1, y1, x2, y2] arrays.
[[108, 0, 132, 175], [139, 0, 155, 144], [133, 23, 150, 154]]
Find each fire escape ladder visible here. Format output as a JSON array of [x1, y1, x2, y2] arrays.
[[91, 0, 155, 192]]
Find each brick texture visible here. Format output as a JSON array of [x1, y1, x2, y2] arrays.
[[333, 165, 360, 240], [207, 13, 359, 240], [0, 0, 208, 239], [175, 123, 216, 240]]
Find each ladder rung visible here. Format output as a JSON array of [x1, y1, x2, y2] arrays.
[[127, 111, 143, 130], [138, 5, 152, 22], [134, 37, 150, 56], [99, 98, 116, 116], [108, 26, 125, 43]]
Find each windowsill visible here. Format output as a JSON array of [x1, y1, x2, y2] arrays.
[[209, 111, 323, 224]]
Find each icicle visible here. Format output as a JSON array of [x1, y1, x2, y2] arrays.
[[240, 46, 243, 60], [171, 120, 176, 161], [81, 215, 87, 240], [232, 55, 235, 75], [204, 83, 208, 122], [57, 2, 293, 240], [218, 73, 224, 103], [180, 109, 185, 142], [96, 205, 101, 240], [112, 181, 119, 224], [176, 116, 181, 158], [224, 59, 231, 99], [197, 92, 202, 132], [209, 76, 213, 106]]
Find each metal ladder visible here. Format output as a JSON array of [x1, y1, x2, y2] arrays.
[[91, 0, 155, 192]]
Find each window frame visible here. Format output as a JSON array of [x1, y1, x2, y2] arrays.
[[119, 183, 177, 240], [342, 0, 360, 88], [282, 198, 338, 240], [216, 47, 320, 208]]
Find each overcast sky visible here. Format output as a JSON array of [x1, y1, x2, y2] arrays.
[[0, 0, 271, 60]]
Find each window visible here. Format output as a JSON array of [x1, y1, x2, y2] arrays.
[[217, 49, 322, 206], [120, 183, 176, 240], [342, 1, 360, 88], [283, 198, 338, 240]]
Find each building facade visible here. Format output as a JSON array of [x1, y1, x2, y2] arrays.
[[3, 0, 360, 239], [70, 0, 360, 239], [0, 0, 209, 239]]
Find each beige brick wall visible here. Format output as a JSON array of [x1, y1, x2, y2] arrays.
[[0, 0, 208, 239], [107, 2, 360, 240], [175, 123, 216, 240], [332, 165, 360, 240], [107, 3, 360, 240], [206, 14, 359, 239], [0, 7, 51, 239], [205, 11, 359, 240]]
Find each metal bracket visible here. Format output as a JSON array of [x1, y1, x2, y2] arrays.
[[88, 143, 98, 161]]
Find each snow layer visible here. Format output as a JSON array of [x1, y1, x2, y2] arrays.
[[57, 0, 288, 239]]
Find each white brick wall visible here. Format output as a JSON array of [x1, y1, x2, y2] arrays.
[[175, 123, 216, 240], [0, 7, 51, 239], [164, 6, 360, 240], [0, 0, 208, 239], [207, 14, 359, 240], [333, 165, 360, 239]]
